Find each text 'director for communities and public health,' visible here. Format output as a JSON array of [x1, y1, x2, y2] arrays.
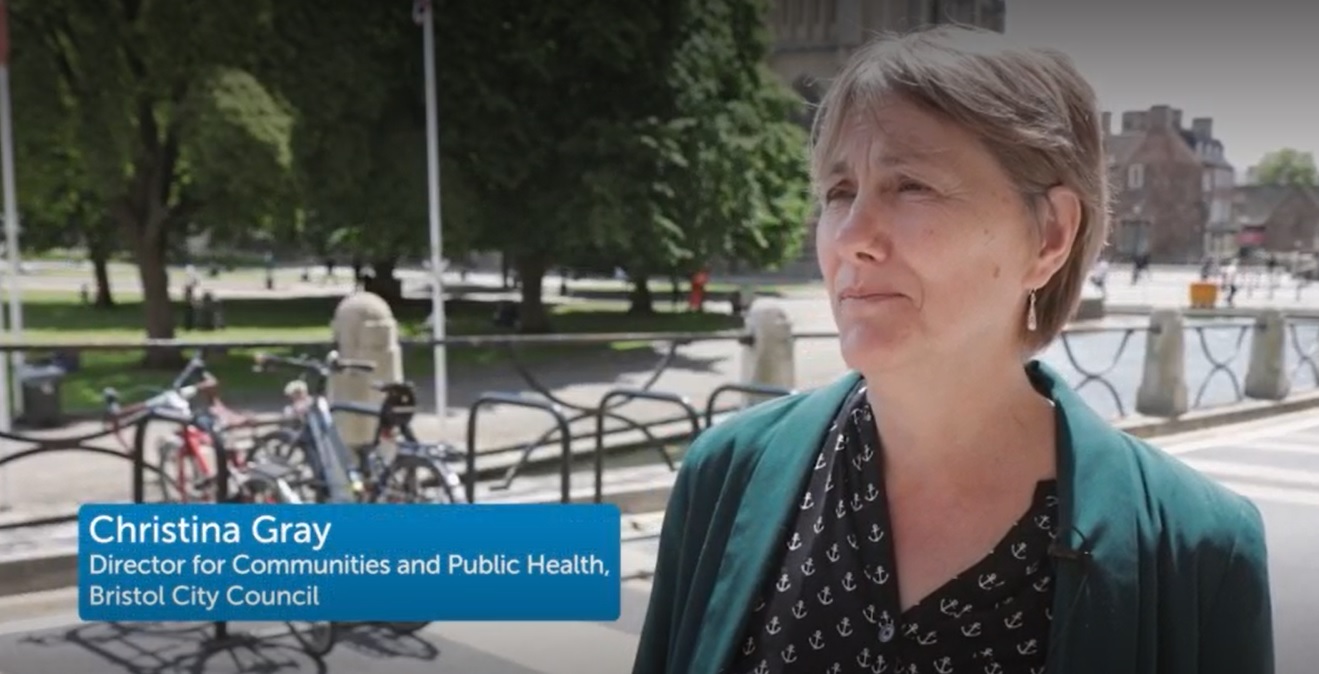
[[76, 503, 621, 622]]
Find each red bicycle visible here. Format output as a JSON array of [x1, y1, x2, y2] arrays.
[[103, 357, 270, 503]]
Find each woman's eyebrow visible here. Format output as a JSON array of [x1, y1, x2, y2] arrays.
[[827, 147, 950, 178], [876, 142, 955, 166]]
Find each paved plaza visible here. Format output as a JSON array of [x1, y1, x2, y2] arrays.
[[0, 408, 1318, 673]]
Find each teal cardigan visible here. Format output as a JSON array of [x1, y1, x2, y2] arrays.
[[632, 361, 1273, 674]]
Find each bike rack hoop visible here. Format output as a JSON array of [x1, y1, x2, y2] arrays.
[[593, 387, 703, 505], [703, 383, 796, 428], [466, 392, 571, 504], [128, 408, 204, 504]]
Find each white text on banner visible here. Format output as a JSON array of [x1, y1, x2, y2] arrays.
[[77, 503, 621, 622]]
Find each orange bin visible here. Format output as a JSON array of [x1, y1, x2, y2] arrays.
[[1189, 282, 1218, 308]]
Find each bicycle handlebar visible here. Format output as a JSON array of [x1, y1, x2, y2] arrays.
[[170, 355, 209, 391], [252, 350, 376, 377], [103, 375, 220, 425]]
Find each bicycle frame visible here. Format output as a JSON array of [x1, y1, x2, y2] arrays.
[[293, 395, 363, 504], [331, 387, 465, 503], [254, 351, 462, 504], [141, 380, 258, 502]]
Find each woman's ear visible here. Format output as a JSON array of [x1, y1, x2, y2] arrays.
[[1027, 185, 1083, 289]]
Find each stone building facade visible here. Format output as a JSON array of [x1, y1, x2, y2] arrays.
[[1103, 105, 1214, 263], [1233, 185, 1319, 256], [1184, 118, 1237, 261]]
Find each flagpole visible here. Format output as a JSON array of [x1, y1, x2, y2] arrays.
[[417, 0, 448, 431]]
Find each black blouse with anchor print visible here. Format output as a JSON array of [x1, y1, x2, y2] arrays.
[[726, 383, 1060, 674]]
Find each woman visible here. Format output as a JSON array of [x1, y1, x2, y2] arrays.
[[632, 25, 1272, 674]]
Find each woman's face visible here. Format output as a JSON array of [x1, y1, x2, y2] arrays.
[[815, 96, 1069, 375]]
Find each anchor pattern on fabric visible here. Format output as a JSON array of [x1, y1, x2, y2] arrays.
[[726, 384, 1061, 674]]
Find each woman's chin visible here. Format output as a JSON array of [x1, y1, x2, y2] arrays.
[[837, 325, 921, 373]]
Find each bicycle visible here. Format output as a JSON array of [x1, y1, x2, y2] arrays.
[[103, 368, 340, 657], [332, 379, 466, 505], [250, 351, 462, 506], [249, 350, 464, 640], [104, 356, 271, 503]]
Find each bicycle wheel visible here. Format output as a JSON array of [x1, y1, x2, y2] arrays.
[[249, 428, 323, 503], [369, 451, 459, 504], [288, 621, 337, 657], [155, 437, 208, 503], [234, 469, 340, 657], [361, 450, 449, 635]]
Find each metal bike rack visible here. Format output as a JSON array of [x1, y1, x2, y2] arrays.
[[129, 407, 195, 503], [128, 406, 237, 643], [593, 388, 702, 504], [466, 392, 571, 504], [196, 410, 235, 643], [0, 422, 174, 510], [702, 383, 796, 428]]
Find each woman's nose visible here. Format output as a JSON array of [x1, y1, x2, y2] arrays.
[[830, 197, 892, 263]]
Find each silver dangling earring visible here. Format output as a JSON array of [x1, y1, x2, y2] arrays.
[[1026, 289, 1038, 332]]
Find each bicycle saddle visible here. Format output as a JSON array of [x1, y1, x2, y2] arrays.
[[373, 381, 417, 424]]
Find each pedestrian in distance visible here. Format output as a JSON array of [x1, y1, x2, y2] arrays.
[[633, 25, 1273, 674], [1221, 258, 1240, 308], [1088, 256, 1109, 300]]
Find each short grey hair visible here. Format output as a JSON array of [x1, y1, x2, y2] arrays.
[[809, 24, 1111, 351]]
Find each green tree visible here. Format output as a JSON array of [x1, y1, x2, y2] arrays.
[[1254, 148, 1318, 187], [431, 0, 811, 324], [10, 0, 296, 362], [254, 2, 486, 304], [17, 185, 120, 308], [431, 0, 687, 331], [580, 0, 812, 313], [9, 30, 120, 307]]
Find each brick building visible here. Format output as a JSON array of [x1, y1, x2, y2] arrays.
[[1233, 184, 1319, 256], [1184, 118, 1238, 261], [1103, 105, 1214, 263]]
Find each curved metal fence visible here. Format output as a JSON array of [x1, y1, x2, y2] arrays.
[[0, 310, 1316, 511]]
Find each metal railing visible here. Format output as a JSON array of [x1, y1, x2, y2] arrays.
[[0, 310, 1317, 515], [1287, 318, 1319, 388]]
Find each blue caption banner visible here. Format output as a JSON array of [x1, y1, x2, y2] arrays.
[[77, 503, 621, 622]]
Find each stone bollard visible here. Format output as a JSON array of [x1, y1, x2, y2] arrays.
[[329, 292, 403, 450], [1135, 309, 1189, 418], [739, 300, 795, 407], [1244, 309, 1290, 401]]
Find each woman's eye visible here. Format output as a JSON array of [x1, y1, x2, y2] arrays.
[[825, 187, 855, 203], [897, 179, 929, 193]]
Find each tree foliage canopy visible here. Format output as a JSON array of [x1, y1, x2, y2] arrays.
[[10, 0, 814, 333], [1254, 148, 1318, 187]]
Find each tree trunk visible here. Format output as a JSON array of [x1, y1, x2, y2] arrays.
[[90, 249, 114, 308], [514, 254, 550, 333], [133, 229, 180, 368], [365, 256, 403, 305], [628, 275, 655, 314]]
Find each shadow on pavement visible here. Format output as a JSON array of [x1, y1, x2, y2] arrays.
[[11, 621, 443, 674]]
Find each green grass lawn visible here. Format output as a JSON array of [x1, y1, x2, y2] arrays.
[[12, 291, 742, 416]]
